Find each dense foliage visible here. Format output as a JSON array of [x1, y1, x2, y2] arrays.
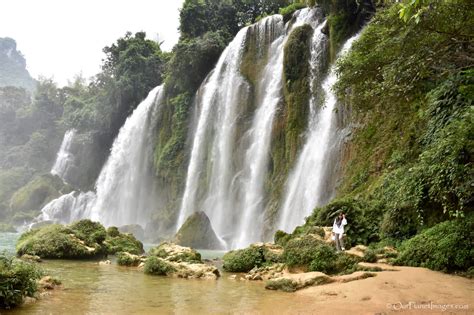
[[394, 216, 474, 272], [16, 220, 143, 259], [0, 254, 42, 309]]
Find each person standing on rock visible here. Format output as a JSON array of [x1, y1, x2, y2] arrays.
[[332, 212, 347, 252]]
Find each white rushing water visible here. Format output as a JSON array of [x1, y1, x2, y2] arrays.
[[178, 9, 326, 249], [277, 33, 361, 233], [37, 86, 164, 228], [51, 129, 76, 181]]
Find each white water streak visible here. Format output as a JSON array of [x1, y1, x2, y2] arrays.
[[278, 34, 361, 232]]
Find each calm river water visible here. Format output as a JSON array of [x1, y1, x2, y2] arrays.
[[1, 233, 315, 314]]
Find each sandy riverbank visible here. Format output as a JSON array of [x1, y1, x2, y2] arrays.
[[294, 264, 473, 314]]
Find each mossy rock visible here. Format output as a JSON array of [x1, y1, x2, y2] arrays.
[[174, 211, 223, 250], [16, 223, 105, 259], [10, 174, 71, 213], [144, 256, 176, 275], [116, 252, 142, 267], [148, 242, 202, 263], [265, 278, 298, 292], [223, 243, 283, 273], [105, 227, 144, 255]]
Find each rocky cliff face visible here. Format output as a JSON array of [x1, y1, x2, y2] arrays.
[[0, 38, 36, 91]]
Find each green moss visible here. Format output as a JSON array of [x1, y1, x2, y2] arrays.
[[174, 211, 222, 250], [394, 217, 474, 272], [105, 230, 144, 255], [282, 235, 323, 268], [69, 220, 106, 246], [307, 244, 338, 273], [116, 252, 142, 266], [16, 224, 104, 259], [265, 278, 297, 292], [279, 3, 307, 23], [362, 248, 377, 263], [144, 256, 175, 276], [148, 242, 202, 263], [10, 174, 71, 213], [223, 246, 265, 273]]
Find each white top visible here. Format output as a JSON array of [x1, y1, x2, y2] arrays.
[[332, 217, 347, 235]]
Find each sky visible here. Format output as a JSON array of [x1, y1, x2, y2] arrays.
[[0, 0, 184, 86]]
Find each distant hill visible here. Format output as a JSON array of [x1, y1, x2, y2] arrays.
[[0, 37, 36, 92]]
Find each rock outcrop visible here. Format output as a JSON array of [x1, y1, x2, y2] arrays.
[[144, 242, 220, 280], [174, 211, 223, 250]]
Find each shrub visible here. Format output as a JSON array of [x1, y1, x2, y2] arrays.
[[282, 235, 323, 268], [279, 3, 306, 22], [107, 226, 120, 238], [274, 230, 291, 246], [308, 244, 337, 274], [105, 233, 144, 255], [69, 220, 107, 246], [0, 254, 42, 309], [116, 252, 141, 267], [144, 256, 175, 276], [223, 247, 265, 272], [363, 249, 377, 263], [394, 217, 474, 272]]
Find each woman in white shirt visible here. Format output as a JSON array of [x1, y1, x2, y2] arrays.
[[332, 212, 347, 251]]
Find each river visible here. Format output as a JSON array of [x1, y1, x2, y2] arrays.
[[2, 233, 315, 314]]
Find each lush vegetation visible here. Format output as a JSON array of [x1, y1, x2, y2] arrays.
[[394, 216, 473, 272], [287, 0, 474, 273], [16, 220, 143, 259], [144, 256, 175, 276], [0, 254, 42, 309], [222, 244, 283, 272]]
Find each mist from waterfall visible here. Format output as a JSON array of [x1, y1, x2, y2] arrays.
[[277, 33, 361, 233], [51, 129, 76, 181], [38, 86, 164, 228], [178, 9, 326, 249]]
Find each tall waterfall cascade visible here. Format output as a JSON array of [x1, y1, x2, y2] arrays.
[[51, 129, 76, 182], [37, 8, 362, 247], [277, 33, 361, 233], [37, 86, 165, 228], [177, 8, 328, 249]]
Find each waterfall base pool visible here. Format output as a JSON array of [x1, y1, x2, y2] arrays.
[[2, 233, 315, 314]]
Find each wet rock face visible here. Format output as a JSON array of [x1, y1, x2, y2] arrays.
[[174, 211, 223, 250]]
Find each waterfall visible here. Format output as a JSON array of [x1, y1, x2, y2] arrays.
[[90, 85, 163, 227], [178, 8, 325, 249], [36, 86, 164, 228], [51, 129, 76, 181], [277, 34, 361, 233]]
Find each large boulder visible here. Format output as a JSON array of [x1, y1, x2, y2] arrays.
[[174, 211, 223, 250]]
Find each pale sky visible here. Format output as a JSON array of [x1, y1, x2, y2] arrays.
[[0, 0, 184, 86]]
